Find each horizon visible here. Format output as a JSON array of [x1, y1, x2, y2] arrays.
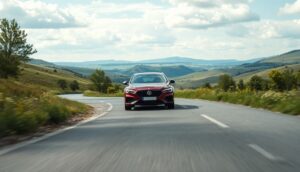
[[1, 0, 300, 62], [41, 49, 298, 63]]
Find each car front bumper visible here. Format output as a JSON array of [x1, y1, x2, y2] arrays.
[[125, 92, 174, 107]]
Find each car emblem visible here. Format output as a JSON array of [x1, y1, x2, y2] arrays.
[[146, 90, 152, 96]]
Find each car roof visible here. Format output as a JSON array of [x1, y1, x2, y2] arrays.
[[133, 72, 165, 76]]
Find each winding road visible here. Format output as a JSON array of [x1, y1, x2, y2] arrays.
[[0, 94, 300, 172]]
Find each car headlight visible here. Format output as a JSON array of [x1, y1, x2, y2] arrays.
[[125, 88, 137, 94], [162, 87, 173, 93]]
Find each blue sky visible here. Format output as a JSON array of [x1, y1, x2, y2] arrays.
[[0, 0, 300, 62]]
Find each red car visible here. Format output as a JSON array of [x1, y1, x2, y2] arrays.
[[123, 72, 175, 110]]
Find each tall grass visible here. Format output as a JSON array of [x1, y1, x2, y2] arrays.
[[0, 79, 89, 137], [176, 88, 300, 115]]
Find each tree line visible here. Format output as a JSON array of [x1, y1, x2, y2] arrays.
[[213, 68, 300, 92]]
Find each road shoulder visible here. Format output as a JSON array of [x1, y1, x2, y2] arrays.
[[0, 102, 112, 156]]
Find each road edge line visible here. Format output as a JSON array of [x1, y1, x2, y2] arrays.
[[201, 114, 229, 128], [248, 144, 283, 161]]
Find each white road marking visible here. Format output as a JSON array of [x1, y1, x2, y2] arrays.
[[248, 144, 283, 161], [201, 114, 229, 128], [107, 103, 113, 111], [0, 103, 113, 156]]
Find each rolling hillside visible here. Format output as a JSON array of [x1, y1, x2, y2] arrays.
[[29, 59, 56, 67], [258, 50, 300, 64], [27, 49, 300, 88], [18, 63, 91, 90], [174, 50, 300, 88], [234, 64, 300, 81], [54, 56, 260, 70]]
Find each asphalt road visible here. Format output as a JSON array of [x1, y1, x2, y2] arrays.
[[0, 94, 300, 172]]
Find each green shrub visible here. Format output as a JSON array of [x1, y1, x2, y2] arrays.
[[13, 111, 38, 134], [45, 104, 70, 124]]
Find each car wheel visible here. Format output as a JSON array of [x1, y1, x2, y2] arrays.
[[167, 103, 175, 109], [125, 105, 132, 110]]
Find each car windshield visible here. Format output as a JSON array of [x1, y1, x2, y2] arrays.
[[131, 74, 166, 84]]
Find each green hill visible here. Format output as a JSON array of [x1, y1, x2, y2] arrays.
[[18, 63, 91, 91], [235, 64, 300, 81], [29, 58, 56, 67], [174, 50, 300, 88], [258, 50, 300, 64]]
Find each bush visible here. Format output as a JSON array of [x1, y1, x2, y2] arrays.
[[57, 79, 68, 90], [69, 80, 80, 91], [0, 89, 89, 137], [218, 74, 236, 92], [249, 75, 264, 91], [14, 111, 38, 134], [46, 105, 69, 124]]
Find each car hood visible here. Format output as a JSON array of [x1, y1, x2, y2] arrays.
[[129, 83, 168, 90]]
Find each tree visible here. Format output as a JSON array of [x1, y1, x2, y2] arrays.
[[269, 70, 284, 91], [218, 74, 236, 92], [237, 79, 245, 90], [90, 69, 112, 93], [203, 82, 212, 89], [249, 75, 264, 91], [0, 19, 37, 78], [296, 71, 300, 89], [269, 69, 296, 91], [57, 79, 67, 90], [281, 69, 296, 90], [69, 80, 79, 91]]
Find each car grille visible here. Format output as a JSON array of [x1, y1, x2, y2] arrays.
[[136, 90, 162, 97], [136, 100, 164, 105]]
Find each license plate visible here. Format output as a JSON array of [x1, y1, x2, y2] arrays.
[[142, 97, 157, 101]]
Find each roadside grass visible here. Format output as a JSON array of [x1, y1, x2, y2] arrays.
[[176, 88, 300, 115], [84, 90, 123, 97], [0, 78, 90, 138]]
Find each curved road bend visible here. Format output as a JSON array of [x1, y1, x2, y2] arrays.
[[0, 94, 300, 172]]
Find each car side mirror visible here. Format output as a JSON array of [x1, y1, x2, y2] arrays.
[[169, 80, 175, 84], [123, 81, 129, 85]]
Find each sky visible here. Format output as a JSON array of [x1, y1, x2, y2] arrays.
[[0, 0, 300, 62]]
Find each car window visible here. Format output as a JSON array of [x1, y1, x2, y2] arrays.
[[131, 74, 166, 83]]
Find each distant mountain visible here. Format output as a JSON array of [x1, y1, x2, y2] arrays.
[[258, 50, 300, 64], [53, 56, 261, 69], [29, 49, 300, 87], [140, 56, 256, 65], [55, 60, 131, 67], [124, 65, 196, 77], [29, 59, 56, 67]]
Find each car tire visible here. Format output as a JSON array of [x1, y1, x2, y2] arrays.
[[125, 105, 132, 110], [167, 103, 175, 109]]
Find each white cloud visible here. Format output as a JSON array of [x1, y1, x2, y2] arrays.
[[1, 0, 298, 62], [227, 20, 300, 39], [165, 0, 259, 29], [279, 0, 300, 14], [0, 0, 83, 28]]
